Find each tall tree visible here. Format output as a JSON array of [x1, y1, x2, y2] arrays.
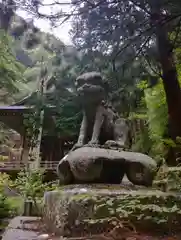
[[70, 0, 181, 165], [147, 0, 181, 165], [0, 0, 15, 31]]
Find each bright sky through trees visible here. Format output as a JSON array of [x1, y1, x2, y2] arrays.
[[17, 0, 72, 44]]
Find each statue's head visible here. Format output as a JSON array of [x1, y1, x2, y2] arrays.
[[75, 72, 107, 104]]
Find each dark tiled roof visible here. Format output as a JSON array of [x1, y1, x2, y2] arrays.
[[0, 106, 33, 110], [0, 105, 55, 110]]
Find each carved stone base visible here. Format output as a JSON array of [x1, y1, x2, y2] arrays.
[[43, 185, 181, 238], [57, 147, 157, 186]]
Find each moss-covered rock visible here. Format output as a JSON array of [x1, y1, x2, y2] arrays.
[[43, 184, 181, 237]]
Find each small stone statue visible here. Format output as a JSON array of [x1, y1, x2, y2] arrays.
[[72, 71, 132, 151]]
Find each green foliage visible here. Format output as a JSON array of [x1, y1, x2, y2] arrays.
[[68, 189, 181, 230], [13, 169, 55, 200], [0, 173, 20, 225], [71, 1, 147, 52], [0, 173, 13, 192], [144, 83, 168, 141], [23, 108, 42, 148], [131, 127, 153, 155], [154, 163, 181, 192], [54, 96, 81, 137], [13, 169, 58, 216], [133, 80, 169, 158], [0, 194, 11, 220], [0, 30, 25, 93], [6, 196, 23, 216], [24, 66, 41, 82], [136, 73, 181, 159]]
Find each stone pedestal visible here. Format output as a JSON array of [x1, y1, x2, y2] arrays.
[[43, 184, 181, 238]]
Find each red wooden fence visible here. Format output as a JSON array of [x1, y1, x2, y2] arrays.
[[0, 161, 58, 170]]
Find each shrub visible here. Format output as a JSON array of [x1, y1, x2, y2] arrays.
[[0, 194, 11, 220], [13, 169, 58, 216]]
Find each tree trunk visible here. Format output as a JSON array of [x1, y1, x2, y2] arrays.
[[156, 27, 181, 138], [0, 0, 15, 31], [149, 0, 181, 165]]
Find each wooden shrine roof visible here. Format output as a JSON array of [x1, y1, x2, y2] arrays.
[[0, 90, 75, 139], [0, 104, 56, 135], [0, 105, 34, 135], [0, 106, 33, 110]]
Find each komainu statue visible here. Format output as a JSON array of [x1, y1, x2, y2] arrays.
[[57, 72, 157, 186], [72, 71, 132, 150]]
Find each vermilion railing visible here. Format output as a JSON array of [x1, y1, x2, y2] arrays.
[[40, 161, 58, 170], [0, 161, 58, 170]]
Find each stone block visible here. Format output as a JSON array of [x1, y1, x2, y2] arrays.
[[43, 185, 181, 238]]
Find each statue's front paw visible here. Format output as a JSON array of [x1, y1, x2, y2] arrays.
[[105, 140, 118, 147], [104, 140, 124, 149], [86, 140, 100, 148], [71, 142, 84, 151]]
